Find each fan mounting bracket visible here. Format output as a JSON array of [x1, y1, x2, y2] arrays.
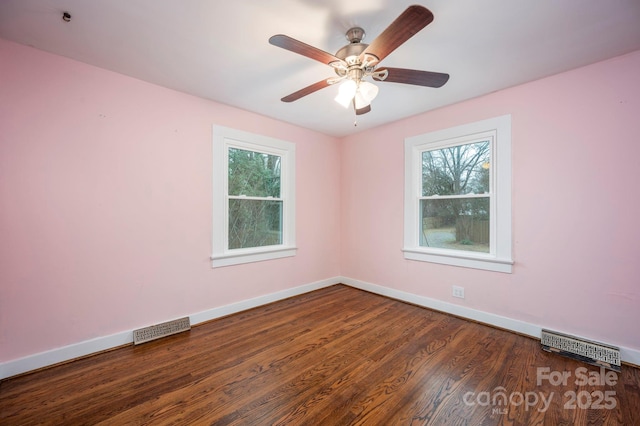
[[345, 27, 365, 43], [371, 69, 389, 81]]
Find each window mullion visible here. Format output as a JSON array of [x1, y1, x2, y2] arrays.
[[419, 194, 491, 201], [228, 195, 284, 202]]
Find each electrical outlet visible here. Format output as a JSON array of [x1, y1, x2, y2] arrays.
[[452, 286, 465, 299]]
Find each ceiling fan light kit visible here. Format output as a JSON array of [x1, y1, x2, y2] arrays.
[[268, 5, 449, 118], [355, 81, 378, 106], [334, 79, 358, 108]]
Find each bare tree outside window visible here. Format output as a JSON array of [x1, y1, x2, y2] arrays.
[[420, 140, 491, 252]]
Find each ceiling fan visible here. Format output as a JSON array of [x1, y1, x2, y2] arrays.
[[268, 5, 449, 116]]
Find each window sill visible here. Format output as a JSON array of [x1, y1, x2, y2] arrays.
[[211, 246, 297, 268], [402, 248, 513, 273]]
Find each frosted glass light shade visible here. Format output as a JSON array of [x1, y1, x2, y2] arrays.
[[354, 91, 369, 109], [334, 79, 358, 108], [359, 81, 379, 102]]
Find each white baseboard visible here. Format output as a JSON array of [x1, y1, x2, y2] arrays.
[[3, 276, 638, 379], [339, 276, 640, 367], [0, 277, 340, 380], [0, 331, 133, 381], [189, 277, 339, 325]]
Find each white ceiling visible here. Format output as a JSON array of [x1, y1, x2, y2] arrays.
[[1, 0, 640, 138]]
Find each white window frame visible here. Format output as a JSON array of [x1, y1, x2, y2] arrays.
[[212, 126, 296, 268], [403, 115, 513, 273]]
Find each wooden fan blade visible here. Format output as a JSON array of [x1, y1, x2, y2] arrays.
[[281, 79, 332, 102], [355, 104, 371, 115], [269, 34, 343, 66], [359, 5, 434, 65], [352, 98, 372, 115], [373, 67, 450, 88]]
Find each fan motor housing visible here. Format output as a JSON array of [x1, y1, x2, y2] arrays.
[[335, 42, 368, 63], [335, 26, 369, 66]]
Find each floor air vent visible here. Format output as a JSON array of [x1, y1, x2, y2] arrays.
[[541, 329, 620, 372], [133, 317, 191, 345]]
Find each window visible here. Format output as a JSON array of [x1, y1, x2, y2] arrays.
[[212, 126, 296, 267], [403, 115, 512, 273]]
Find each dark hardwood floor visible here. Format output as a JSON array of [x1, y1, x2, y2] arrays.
[[1, 285, 639, 425]]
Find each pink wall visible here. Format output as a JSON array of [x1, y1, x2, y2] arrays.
[[0, 39, 341, 362], [341, 50, 640, 353], [2, 35, 639, 365]]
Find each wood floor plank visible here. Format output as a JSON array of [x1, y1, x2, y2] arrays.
[[210, 297, 400, 423], [1, 284, 638, 425], [265, 302, 439, 425]]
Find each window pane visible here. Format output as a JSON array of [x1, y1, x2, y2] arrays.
[[229, 199, 282, 249], [420, 197, 490, 253], [228, 148, 281, 197], [422, 141, 491, 196]]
